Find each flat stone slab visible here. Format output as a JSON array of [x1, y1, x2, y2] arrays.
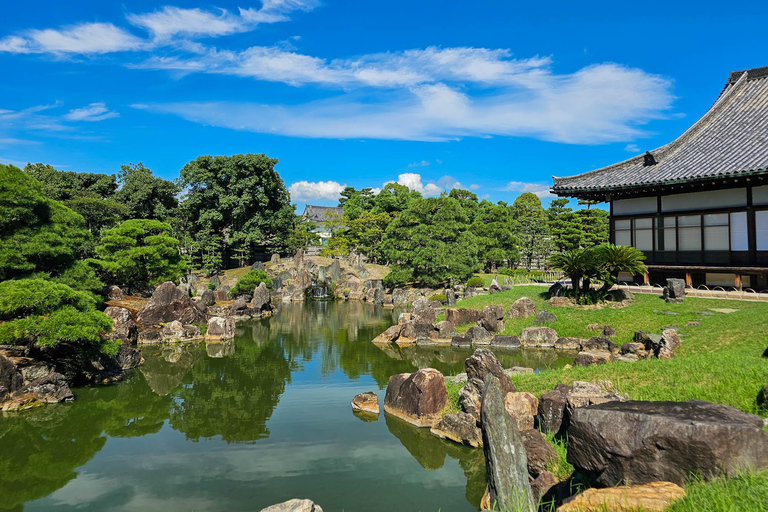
[[559, 481, 685, 512]]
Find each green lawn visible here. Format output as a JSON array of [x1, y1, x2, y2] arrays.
[[451, 286, 768, 416]]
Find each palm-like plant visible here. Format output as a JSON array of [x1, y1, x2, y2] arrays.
[[548, 248, 600, 297], [594, 243, 647, 293]]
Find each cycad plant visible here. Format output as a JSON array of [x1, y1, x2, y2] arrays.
[[548, 247, 599, 298], [594, 243, 647, 293]]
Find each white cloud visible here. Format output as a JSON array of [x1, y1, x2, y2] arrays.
[[437, 175, 464, 190], [469, 184, 481, 190], [0, 23, 145, 54], [288, 180, 346, 202], [502, 181, 554, 198], [407, 160, 430, 167], [395, 172, 442, 196], [624, 143, 640, 152], [64, 102, 119, 122]]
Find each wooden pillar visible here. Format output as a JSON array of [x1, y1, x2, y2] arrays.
[[643, 272, 650, 285], [735, 274, 742, 290], [685, 272, 693, 287]]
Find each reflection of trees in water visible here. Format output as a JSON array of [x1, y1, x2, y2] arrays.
[[140, 343, 204, 396], [0, 375, 172, 511], [384, 413, 486, 507], [168, 340, 291, 444]]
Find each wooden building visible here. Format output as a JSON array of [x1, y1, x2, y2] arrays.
[[552, 66, 768, 289]]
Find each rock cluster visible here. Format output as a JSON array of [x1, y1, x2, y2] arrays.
[[137, 281, 206, 327]]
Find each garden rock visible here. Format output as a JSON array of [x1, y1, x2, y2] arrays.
[[373, 324, 404, 343], [351, 391, 379, 414], [536, 383, 572, 435], [459, 377, 484, 423], [663, 278, 686, 303], [508, 296, 537, 319], [566, 381, 624, 414], [107, 285, 124, 300], [260, 499, 323, 512], [252, 282, 271, 311], [431, 321, 457, 340], [465, 348, 516, 396], [504, 392, 538, 431], [530, 471, 558, 504], [22, 372, 74, 404], [445, 288, 457, 306], [451, 335, 472, 348], [445, 308, 483, 327], [104, 306, 138, 345], [490, 335, 520, 348], [465, 325, 493, 344], [520, 326, 558, 348], [567, 399, 768, 486], [384, 368, 448, 427], [554, 337, 583, 351], [489, 278, 502, 294], [0, 355, 23, 397], [621, 342, 649, 358], [200, 289, 215, 307], [607, 289, 635, 303], [574, 350, 613, 367], [137, 281, 206, 327], [480, 305, 506, 332], [161, 320, 201, 342], [581, 336, 617, 353], [657, 328, 682, 359], [430, 411, 483, 448], [602, 325, 616, 336], [521, 429, 557, 479], [481, 375, 535, 512], [411, 297, 437, 324], [206, 316, 235, 341], [534, 310, 556, 325], [548, 282, 564, 297], [549, 296, 571, 307], [558, 481, 685, 512], [137, 329, 163, 344]]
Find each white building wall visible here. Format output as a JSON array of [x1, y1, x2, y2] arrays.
[[661, 188, 746, 212]]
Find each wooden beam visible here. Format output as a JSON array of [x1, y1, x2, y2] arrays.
[[685, 272, 693, 287]]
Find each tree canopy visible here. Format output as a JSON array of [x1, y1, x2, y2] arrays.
[[115, 163, 178, 221]]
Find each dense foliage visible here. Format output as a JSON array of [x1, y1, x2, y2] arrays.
[[229, 269, 273, 296], [90, 219, 186, 290]]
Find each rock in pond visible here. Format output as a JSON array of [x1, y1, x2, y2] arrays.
[[465, 348, 516, 396], [445, 307, 484, 327], [490, 335, 520, 348], [161, 320, 202, 342], [104, 306, 139, 345], [567, 399, 768, 486], [260, 499, 323, 512], [558, 481, 685, 512], [351, 391, 379, 414], [136, 281, 206, 326], [508, 297, 537, 319], [252, 281, 272, 311], [481, 375, 535, 512], [465, 325, 493, 345], [205, 316, 236, 341], [384, 368, 448, 427], [430, 411, 483, 448]]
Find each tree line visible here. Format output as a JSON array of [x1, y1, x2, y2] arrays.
[[321, 186, 609, 287]]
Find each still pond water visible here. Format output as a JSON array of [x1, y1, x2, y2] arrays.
[[1, 302, 573, 512]]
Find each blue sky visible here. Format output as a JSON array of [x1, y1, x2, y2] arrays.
[[2, 0, 768, 210]]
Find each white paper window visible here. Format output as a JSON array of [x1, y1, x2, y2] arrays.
[[730, 212, 748, 251], [757, 211, 768, 250], [704, 214, 729, 251], [634, 218, 653, 251], [678, 215, 701, 251], [614, 219, 631, 246]]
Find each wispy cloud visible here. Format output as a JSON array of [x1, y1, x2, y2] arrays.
[[469, 184, 481, 190], [65, 102, 119, 122], [407, 160, 430, 167], [624, 143, 640, 152], [0, 23, 145, 54], [502, 181, 553, 198]]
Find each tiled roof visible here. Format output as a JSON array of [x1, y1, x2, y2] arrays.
[[552, 66, 768, 196], [303, 205, 344, 223]]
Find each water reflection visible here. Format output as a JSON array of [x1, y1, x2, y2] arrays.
[[1, 301, 573, 512]]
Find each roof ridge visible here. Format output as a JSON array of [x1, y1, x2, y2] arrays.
[[728, 65, 768, 83]]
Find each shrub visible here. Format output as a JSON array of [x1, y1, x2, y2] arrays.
[[466, 276, 484, 288], [430, 293, 447, 304], [230, 269, 272, 296], [207, 282, 216, 290]]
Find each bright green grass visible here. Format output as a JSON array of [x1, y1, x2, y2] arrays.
[[451, 286, 768, 416]]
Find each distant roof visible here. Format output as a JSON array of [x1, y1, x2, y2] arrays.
[[303, 205, 344, 223], [552, 66, 768, 198]]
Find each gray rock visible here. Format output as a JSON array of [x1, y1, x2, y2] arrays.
[[534, 310, 557, 325], [205, 316, 235, 341], [445, 308, 484, 327], [465, 325, 493, 344], [383, 368, 448, 427], [270, 253, 280, 265], [566, 381, 624, 413], [177, 282, 192, 297], [574, 350, 613, 367], [459, 377, 484, 424], [602, 325, 616, 336], [521, 429, 557, 478], [581, 336, 617, 353], [621, 342, 649, 358], [137, 329, 163, 344], [536, 383, 573, 435], [548, 282, 564, 297], [373, 287, 384, 305], [161, 320, 202, 342], [465, 348, 516, 397], [554, 337, 583, 351], [104, 306, 138, 344], [445, 288, 457, 306], [508, 296, 537, 319], [430, 411, 483, 448], [260, 499, 323, 512], [481, 375, 535, 512], [451, 335, 472, 348], [663, 278, 686, 303], [481, 305, 506, 332], [0, 355, 23, 396], [568, 400, 768, 486], [607, 289, 634, 302], [107, 285, 124, 300], [200, 289, 215, 307], [520, 326, 558, 348], [432, 320, 457, 340], [137, 281, 206, 326], [657, 328, 682, 359], [491, 335, 521, 348], [251, 261, 266, 271], [22, 372, 74, 404], [530, 471, 558, 504], [489, 278, 502, 294], [252, 282, 271, 311]]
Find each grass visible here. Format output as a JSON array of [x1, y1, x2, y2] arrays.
[[666, 470, 768, 512], [444, 380, 463, 415], [450, 286, 768, 416]]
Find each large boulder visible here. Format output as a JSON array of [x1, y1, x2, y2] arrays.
[[161, 320, 202, 342], [480, 305, 506, 332], [252, 282, 271, 311], [430, 411, 483, 448], [104, 306, 138, 344], [566, 381, 624, 413], [520, 326, 558, 348], [508, 297, 537, 319], [491, 335, 520, 348], [260, 499, 323, 512], [607, 288, 635, 303], [23, 372, 74, 404], [0, 355, 23, 398], [520, 429, 557, 479], [351, 391, 379, 414], [534, 310, 557, 325], [411, 297, 436, 324], [384, 368, 448, 427], [465, 348, 515, 396], [465, 325, 493, 345], [574, 350, 613, 367], [568, 399, 768, 486], [200, 289, 215, 307], [657, 328, 682, 359], [663, 278, 686, 303], [548, 282, 564, 297], [445, 288, 457, 307], [431, 321, 457, 340], [580, 336, 617, 352], [489, 278, 502, 294], [445, 308, 484, 327], [504, 392, 538, 432], [481, 375, 535, 512], [536, 383, 573, 435], [559, 482, 685, 512], [136, 282, 206, 326], [554, 337, 583, 351], [205, 316, 235, 341]]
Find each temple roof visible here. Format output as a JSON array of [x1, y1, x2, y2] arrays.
[[303, 205, 344, 224], [552, 66, 768, 198]]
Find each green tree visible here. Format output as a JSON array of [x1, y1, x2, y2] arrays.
[[594, 243, 647, 293], [472, 201, 519, 271], [90, 219, 186, 290], [382, 197, 478, 287], [448, 189, 480, 224], [178, 154, 294, 266], [548, 248, 600, 298], [373, 183, 422, 214], [512, 192, 552, 270], [339, 187, 376, 220], [115, 163, 179, 221], [324, 210, 392, 262], [285, 217, 321, 253]]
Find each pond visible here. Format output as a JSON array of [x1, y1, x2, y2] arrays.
[[0, 301, 573, 512]]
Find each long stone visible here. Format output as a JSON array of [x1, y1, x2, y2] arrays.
[[481, 375, 535, 512], [260, 499, 323, 512], [558, 482, 685, 512]]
